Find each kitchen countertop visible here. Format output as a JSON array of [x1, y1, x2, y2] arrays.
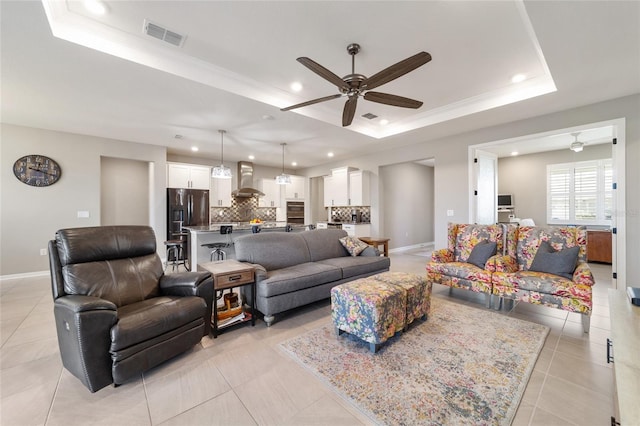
[[184, 222, 310, 232]]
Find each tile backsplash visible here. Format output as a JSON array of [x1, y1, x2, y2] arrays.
[[211, 197, 276, 223], [330, 206, 371, 223]]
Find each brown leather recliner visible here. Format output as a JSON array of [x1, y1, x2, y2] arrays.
[[49, 225, 214, 392]]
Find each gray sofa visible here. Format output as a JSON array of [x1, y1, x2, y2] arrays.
[[234, 229, 390, 326]]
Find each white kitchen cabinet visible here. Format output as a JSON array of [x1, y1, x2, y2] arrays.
[[341, 223, 371, 238], [259, 178, 281, 207], [168, 163, 211, 190], [349, 170, 370, 206], [285, 175, 306, 200], [323, 167, 355, 207], [210, 178, 232, 207]]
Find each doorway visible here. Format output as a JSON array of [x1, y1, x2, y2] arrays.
[[469, 118, 626, 288]]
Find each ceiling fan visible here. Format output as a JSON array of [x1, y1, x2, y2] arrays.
[[281, 43, 432, 127]]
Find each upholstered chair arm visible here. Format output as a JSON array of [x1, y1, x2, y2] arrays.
[[573, 262, 595, 286], [160, 272, 214, 336], [484, 254, 502, 272], [493, 255, 518, 273], [430, 249, 454, 263], [53, 295, 117, 393], [160, 271, 212, 296]]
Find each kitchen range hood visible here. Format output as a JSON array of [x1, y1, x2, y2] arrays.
[[232, 161, 265, 198]]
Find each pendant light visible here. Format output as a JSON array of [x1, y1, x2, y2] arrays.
[[275, 143, 292, 185], [211, 130, 232, 179], [569, 132, 584, 153]]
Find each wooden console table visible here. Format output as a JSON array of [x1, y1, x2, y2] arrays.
[[359, 237, 390, 257]]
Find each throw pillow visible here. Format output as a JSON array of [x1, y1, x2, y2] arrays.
[[339, 236, 370, 257], [529, 241, 579, 279], [466, 240, 497, 269]]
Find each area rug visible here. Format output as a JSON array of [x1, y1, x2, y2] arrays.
[[279, 298, 549, 425]]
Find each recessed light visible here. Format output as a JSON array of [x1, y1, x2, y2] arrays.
[[291, 161, 297, 167], [511, 74, 526, 83], [327, 152, 334, 158], [83, 0, 107, 15], [380, 119, 389, 126], [511, 151, 518, 156], [290, 82, 303, 92], [248, 155, 255, 160], [191, 146, 199, 152]]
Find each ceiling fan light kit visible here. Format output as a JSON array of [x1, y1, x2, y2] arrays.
[[570, 132, 585, 152], [281, 43, 431, 127], [212, 129, 232, 179]]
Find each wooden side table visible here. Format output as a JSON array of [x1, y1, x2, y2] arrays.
[[359, 237, 390, 257], [199, 259, 256, 338]]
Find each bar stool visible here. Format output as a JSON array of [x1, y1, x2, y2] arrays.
[[202, 225, 233, 261], [164, 240, 187, 272]]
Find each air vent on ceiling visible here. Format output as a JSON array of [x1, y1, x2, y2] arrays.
[[143, 20, 186, 47], [362, 113, 378, 120]]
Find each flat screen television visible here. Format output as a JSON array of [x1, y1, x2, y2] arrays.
[[497, 194, 514, 209]]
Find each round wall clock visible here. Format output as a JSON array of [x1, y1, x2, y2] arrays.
[[13, 155, 62, 187]]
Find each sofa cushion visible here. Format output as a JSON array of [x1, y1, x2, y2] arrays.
[[317, 256, 391, 279], [257, 262, 343, 298], [529, 241, 579, 279], [63, 254, 163, 307], [110, 296, 206, 351], [235, 232, 311, 271], [466, 240, 497, 269], [299, 229, 350, 261], [453, 224, 503, 262], [339, 236, 370, 256], [426, 261, 492, 284]]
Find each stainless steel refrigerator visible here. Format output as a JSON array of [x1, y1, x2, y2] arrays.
[[167, 188, 209, 268]]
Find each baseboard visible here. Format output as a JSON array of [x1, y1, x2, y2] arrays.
[[389, 241, 435, 254], [0, 270, 49, 281]]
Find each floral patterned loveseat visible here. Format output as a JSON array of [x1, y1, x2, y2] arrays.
[[426, 223, 505, 308], [492, 225, 594, 332]]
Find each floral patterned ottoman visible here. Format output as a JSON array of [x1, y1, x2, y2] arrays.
[[331, 272, 432, 353], [369, 272, 433, 327]]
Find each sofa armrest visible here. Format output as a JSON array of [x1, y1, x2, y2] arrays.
[[494, 255, 518, 273], [53, 295, 117, 392], [573, 262, 595, 286], [236, 262, 267, 282], [360, 246, 380, 257], [430, 248, 453, 263], [160, 272, 214, 336]]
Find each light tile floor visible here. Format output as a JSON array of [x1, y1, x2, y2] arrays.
[[1, 251, 614, 425]]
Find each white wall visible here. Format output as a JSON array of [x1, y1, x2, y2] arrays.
[[498, 144, 612, 226], [2, 94, 638, 281], [0, 124, 167, 276], [100, 156, 149, 226], [380, 162, 434, 248], [301, 94, 640, 283]]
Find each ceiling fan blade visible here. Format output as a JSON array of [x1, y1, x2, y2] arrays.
[[363, 91, 423, 109], [297, 57, 348, 90], [342, 96, 358, 127], [364, 51, 432, 91], [280, 94, 342, 111]]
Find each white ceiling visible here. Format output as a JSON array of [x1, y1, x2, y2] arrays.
[[1, 1, 639, 168]]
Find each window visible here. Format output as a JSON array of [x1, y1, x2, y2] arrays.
[[547, 159, 612, 225]]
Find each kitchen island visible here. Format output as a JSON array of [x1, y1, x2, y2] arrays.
[[183, 222, 310, 270]]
